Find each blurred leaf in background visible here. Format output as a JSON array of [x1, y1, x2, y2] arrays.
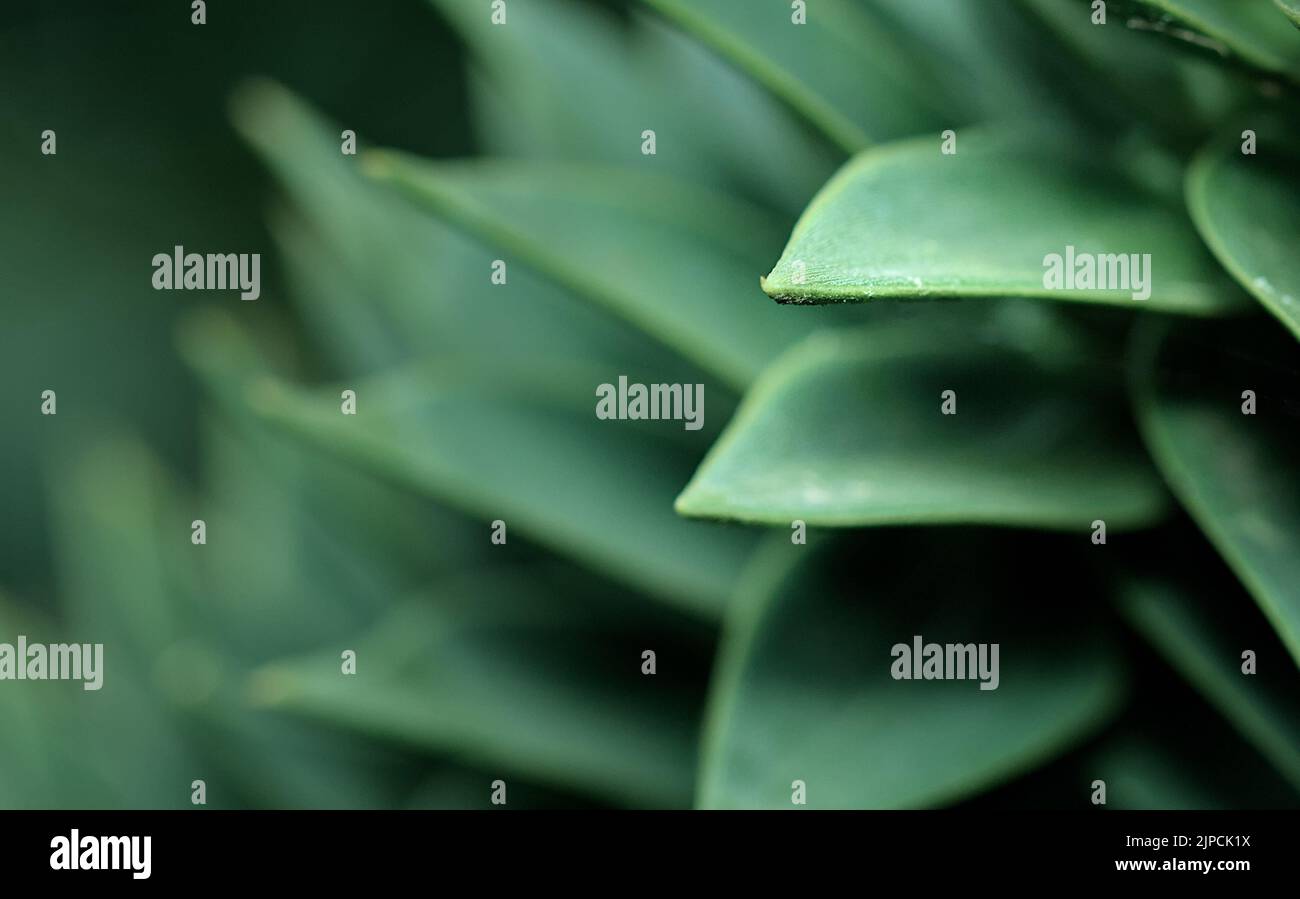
[[2, 0, 1298, 812]]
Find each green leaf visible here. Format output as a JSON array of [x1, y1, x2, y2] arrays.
[[363, 149, 844, 389], [1278, 0, 1300, 29], [874, 0, 1086, 125], [43, 435, 209, 808], [251, 567, 709, 807], [1118, 0, 1300, 83], [1131, 318, 1300, 667], [677, 310, 1169, 530], [247, 362, 755, 619], [232, 80, 674, 378], [1186, 129, 1300, 340], [180, 314, 487, 650], [763, 130, 1245, 316], [1118, 578, 1300, 791], [700, 534, 1125, 808], [429, 0, 837, 212], [429, 0, 672, 168], [180, 308, 744, 619], [640, 0, 951, 153], [633, 15, 841, 213], [1016, 0, 1246, 139]]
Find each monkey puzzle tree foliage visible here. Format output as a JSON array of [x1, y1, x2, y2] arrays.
[[2, 0, 1299, 810]]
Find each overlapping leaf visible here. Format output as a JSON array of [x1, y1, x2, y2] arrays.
[[640, 0, 952, 151], [1187, 128, 1300, 339], [232, 81, 677, 378], [1115, 0, 1300, 84], [763, 130, 1245, 315], [44, 436, 202, 808], [428, 0, 837, 212], [700, 534, 1125, 808], [246, 360, 754, 619], [1131, 318, 1300, 667], [678, 307, 1169, 530], [362, 148, 847, 389]]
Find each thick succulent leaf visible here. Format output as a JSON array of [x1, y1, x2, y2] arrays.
[[700, 534, 1125, 808], [1187, 129, 1300, 340], [232, 81, 677, 378], [640, 0, 951, 152], [677, 310, 1169, 530], [764, 131, 1245, 315], [1131, 318, 1300, 667], [1119, 578, 1300, 791], [364, 150, 845, 388], [247, 362, 754, 619], [1117, 0, 1300, 83], [252, 568, 709, 807], [1279, 0, 1300, 29]]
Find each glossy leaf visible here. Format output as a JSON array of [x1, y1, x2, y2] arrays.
[[677, 313, 1169, 530], [700, 534, 1125, 808], [1131, 318, 1300, 667], [1187, 129, 1300, 340], [764, 131, 1245, 316]]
